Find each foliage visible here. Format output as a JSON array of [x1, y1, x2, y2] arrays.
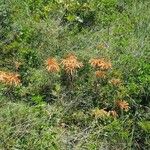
[[0, 0, 150, 149]]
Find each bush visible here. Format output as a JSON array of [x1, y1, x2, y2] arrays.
[[0, 0, 150, 149]]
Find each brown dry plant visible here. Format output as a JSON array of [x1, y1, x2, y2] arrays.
[[45, 58, 60, 73], [61, 53, 83, 75], [95, 70, 107, 78], [0, 71, 21, 86], [116, 100, 130, 112], [109, 78, 122, 86], [89, 58, 112, 70]]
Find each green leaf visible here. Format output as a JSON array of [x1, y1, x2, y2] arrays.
[[66, 14, 76, 22], [138, 121, 150, 133]]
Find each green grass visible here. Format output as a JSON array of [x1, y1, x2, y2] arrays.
[[0, 100, 64, 150], [1, 98, 150, 150], [0, 0, 150, 149]]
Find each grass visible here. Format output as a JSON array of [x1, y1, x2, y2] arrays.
[[0, 99, 64, 150], [0, 0, 150, 149]]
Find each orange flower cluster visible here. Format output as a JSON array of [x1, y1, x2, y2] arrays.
[[45, 58, 60, 72], [95, 71, 107, 78], [61, 54, 83, 75], [89, 58, 112, 70], [109, 78, 122, 86], [116, 100, 130, 112], [0, 71, 21, 86], [92, 108, 118, 118]]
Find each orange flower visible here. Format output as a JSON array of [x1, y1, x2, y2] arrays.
[[116, 100, 130, 112], [45, 58, 60, 72], [0, 71, 21, 86], [0, 71, 6, 81], [61, 54, 83, 75], [109, 78, 122, 86], [92, 108, 110, 118], [95, 71, 107, 78], [108, 110, 118, 118], [89, 58, 112, 70]]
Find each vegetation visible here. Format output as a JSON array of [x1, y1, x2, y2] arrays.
[[0, 0, 150, 149]]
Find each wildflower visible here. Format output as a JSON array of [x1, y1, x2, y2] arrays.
[[108, 110, 118, 118], [95, 71, 107, 78], [109, 78, 122, 86], [61, 53, 83, 75], [45, 58, 60, 72], [89, 58, 112, 70], [0, 71, 21, 86], [92, 108, 109, 118], [116, 100, 130, 112]]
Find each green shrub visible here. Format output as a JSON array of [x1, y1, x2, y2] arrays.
[[0, 0, 150, 149]]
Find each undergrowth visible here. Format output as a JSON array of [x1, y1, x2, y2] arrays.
[[0, 0, 150, 149]]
